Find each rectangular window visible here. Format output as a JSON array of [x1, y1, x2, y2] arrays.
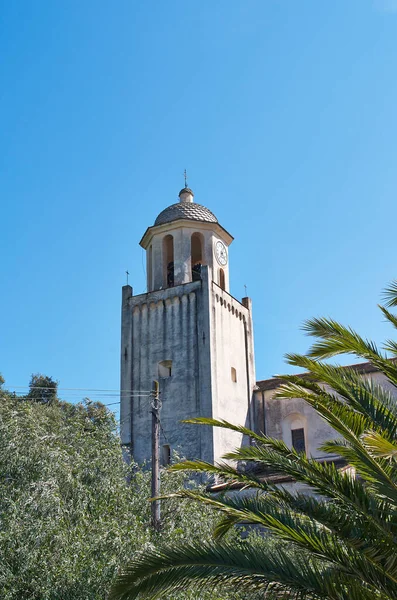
[[291, 428, 306, 453], [159, 360, 172, 378], [162, 444, 171, 466]]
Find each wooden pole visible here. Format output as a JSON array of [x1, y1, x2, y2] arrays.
[[151, 380, 161, 530]]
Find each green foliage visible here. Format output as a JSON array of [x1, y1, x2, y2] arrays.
[[27, 373, 58, 405], [0, 385, 244, 600], [110, 283, 397, 600]]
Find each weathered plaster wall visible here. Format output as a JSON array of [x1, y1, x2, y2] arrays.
[[120, 279, 210, 465], [256, 390, 336, 459], [254, 369, 397, 460], [210, 283, 256, 461], [120, 266, 256, 466]]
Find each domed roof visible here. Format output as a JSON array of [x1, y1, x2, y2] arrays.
[[154, 202, 218, 226]]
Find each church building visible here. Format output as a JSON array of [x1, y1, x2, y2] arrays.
[[120, 185, 256, 465], [120, 184, 381, 466]]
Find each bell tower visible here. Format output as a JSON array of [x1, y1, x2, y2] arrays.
[[120, 185, 256, 465], [142, 186, 232, 293]]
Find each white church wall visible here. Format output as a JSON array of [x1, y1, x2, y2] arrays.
[[258, 390, 336, 459], [210, 283, 256, 462], [255, 367, 397, 461]]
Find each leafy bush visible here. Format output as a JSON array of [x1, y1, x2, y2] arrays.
[[0, 386, 249, 599]]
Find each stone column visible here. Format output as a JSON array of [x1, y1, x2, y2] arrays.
[[173, 229, 191, 286]]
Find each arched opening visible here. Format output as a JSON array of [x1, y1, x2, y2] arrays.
[[148, 245, 153, 291], [218, 268, 225, 290], [231, 367, 237, 383], [163, 235, 174, 287], [191, 232, 204, 282]]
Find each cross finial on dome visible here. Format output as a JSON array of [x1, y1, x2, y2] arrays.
[[179, 170, 194, 203]]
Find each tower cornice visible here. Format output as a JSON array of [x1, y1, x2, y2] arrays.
[[139, 220, 234, 249]]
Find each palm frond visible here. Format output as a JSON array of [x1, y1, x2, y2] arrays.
[[169, 458, 269, 491], [280, 355, 397, 435], [361, 431, 397, 461], [111, 282, 397, 600], [157, 488, 397, 587], [301, 317, 397, 387], [277, 381, 374, 438], [275, 383, 397, 503], [172, 436, 397, 546], [183, 417, 267, 444], [222, 443, 397, 540], [383, 339, 397, 356], [383, 281, 397, 308], [110, 540, 388, 600], [379, 305, 397, 331], [271, 487, 397, 548]]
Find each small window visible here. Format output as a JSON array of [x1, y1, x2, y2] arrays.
[[159, 360, 172, 378], [162, 444, 171, 466], [231, 367, 237, 383], [218, 268, 225, 290], [291, 428, 306, 453]]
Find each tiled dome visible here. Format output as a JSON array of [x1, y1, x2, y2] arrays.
[[154, 202, 218, 226]]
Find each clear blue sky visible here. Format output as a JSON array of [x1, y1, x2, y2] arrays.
[[1, 0, 397, 407]]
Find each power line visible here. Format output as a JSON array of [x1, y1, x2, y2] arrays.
[[8, 385, 153, 394], [9, 393, 151, 400], [7, 397, 137, 409], [159, 419, 169, 443], [4, 384, 164, 413], [6, 391, 151, 409]]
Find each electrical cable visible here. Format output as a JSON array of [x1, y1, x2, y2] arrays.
[[8, 385, 153, 393], [5, 384, 158, 412], [159, 419, 169, 443], [7, 391, 151, 408]]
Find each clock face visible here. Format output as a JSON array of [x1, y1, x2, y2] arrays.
[[215, 240, 228, 266]]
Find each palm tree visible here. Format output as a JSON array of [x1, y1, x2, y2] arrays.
[[110, 284, 397, 600]]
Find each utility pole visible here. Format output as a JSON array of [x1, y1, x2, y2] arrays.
[[151, 380, 161, 531]]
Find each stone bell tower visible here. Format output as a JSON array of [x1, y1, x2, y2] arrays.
[[120, 185, 256, 465]]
